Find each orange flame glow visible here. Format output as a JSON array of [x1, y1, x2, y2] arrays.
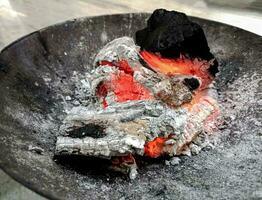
[[111, 73, 153, 102], [144, 135, 176, 158], [96, 60, 153, 108], [140, 51, 214, 89], [144, 137, 167, 158]]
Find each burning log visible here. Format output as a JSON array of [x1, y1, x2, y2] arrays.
[[55, 9, 220, 179]]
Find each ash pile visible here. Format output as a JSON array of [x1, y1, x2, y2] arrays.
[[55, 9, 220, 179]]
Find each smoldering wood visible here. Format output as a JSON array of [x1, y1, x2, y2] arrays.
[[93, 37, 194, 106]]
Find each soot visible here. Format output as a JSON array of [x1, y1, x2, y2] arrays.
[[183, 77, 200, 91], [67, 124, 106, 139]]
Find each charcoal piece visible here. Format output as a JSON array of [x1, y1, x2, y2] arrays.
[[136, 9, 218, 75]]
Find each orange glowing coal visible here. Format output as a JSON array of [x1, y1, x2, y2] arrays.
[[111, 73, 153, 102], [144, 137, 167, 158], [96, 60, 153, 108], [144, 135, 176, 158], [140, 51, 214, 89]]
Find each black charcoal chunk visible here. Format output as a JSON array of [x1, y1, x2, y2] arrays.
[[136, 9, 218, 75]]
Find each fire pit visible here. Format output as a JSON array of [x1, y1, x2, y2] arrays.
[[0, 12, 261, 200]]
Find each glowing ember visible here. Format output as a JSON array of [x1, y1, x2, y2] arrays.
[[95, 53, 220, 157], [111, 73, 152, 102], [140, 51, 214, 89], [144, 135, 176, 158], [96, 60, 153, 107], [144, 137, 167, 158], [111, 153, 136, 165]]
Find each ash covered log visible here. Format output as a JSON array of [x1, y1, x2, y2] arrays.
[[57, 100, 188, 141], [55, 93, 219, 158], [55, 134, 145, 158], [136, 9, 218, 76]]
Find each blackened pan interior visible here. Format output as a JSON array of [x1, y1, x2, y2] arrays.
[[0, 13, 261, 200]]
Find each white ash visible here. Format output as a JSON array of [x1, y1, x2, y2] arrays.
[[170, 157, 181, 165], [70, 71, 95, 106], [65, 96, 72, 101], [165, 157, 181, 166], [189, 143, 202, 155], [94, 36, 140, 64], [220, 73, 261, 125], [191, 132, 214, 150], [28, 145, 44, 155], [129, 166, 138, 180], [217, 73, 262, 141]]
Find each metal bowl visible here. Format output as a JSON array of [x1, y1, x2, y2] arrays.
[[0, 13, 261, 200]]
